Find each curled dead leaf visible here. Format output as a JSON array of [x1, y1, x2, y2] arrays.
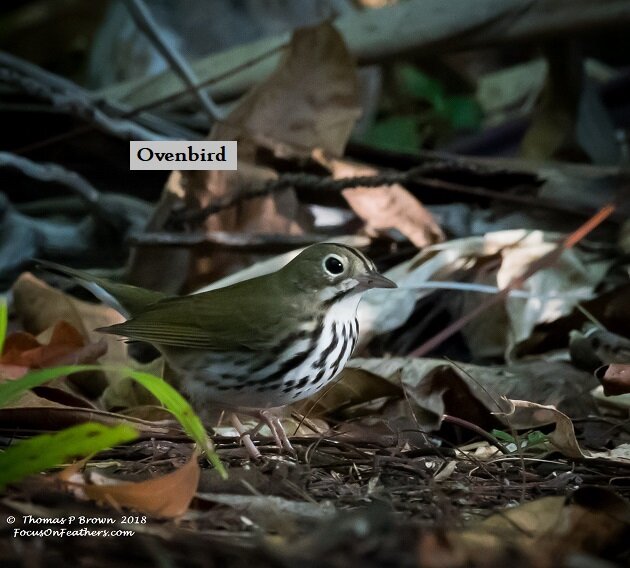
[[507, 399, 630, 464], [1, 321, 83, 368], [11, 272, 125, 349], [0, 321, 108, 396], [10, 272, 125, 396], [61, 451, 200, 519]]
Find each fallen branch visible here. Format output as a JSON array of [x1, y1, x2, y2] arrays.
[[170, 164, 603, 226]]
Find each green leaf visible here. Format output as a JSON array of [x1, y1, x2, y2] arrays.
[[0, 422, 138, 490], [443, 96, 483, 130], [0, 365, 102, 408], [120, 369, 227, 479], [0, 364, 227, 479], [491, 429, 549, 452], [526, 431, 549, 446], [491, 429, 516, 443], [396, 65, 482, 132], [398, 65, 446, 109], [362, 115, 422, 153], [0, 299, 6, 354]]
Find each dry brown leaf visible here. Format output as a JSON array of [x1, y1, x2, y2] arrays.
[[0, 321, 84, 369], [68, 452, 200, 518], [419, 487, 630, 567], [294, 367, 402, 417], [330, 158, 444, 248], [0, 319, 108, 398], [495, 230, 610, 356], [507, 399, 587, 459], [212, 22, 360, 158], [19, 386, 96, 410], [10, 272, 140, 398], [11, 273, 126, 366], [1, 389, 95, 411], [597, 363, 630, 396], [508, 399, 630, 464], [0, 321, 106, 371], [0, 363, 29, 379], [343, 357, 597, 431]]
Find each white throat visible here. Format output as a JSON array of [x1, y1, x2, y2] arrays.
[[324, 291, 363, 322]]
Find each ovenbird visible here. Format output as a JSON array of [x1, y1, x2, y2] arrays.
[[40, 243, 396, 456]]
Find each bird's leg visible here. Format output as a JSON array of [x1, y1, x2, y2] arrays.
[[258, 410, 296, 454], [229, 410, 296, 457], [230, 413, 261, 460]]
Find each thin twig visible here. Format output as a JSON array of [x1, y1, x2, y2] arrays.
[[397, 281, 594, 299], [123, 0, 223, 122], [442, 415, 510, 455]]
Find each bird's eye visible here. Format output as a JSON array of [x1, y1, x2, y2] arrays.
[[324, 255, 344, 275]]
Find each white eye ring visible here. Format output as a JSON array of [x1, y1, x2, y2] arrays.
[[323, 254, 345, 276]]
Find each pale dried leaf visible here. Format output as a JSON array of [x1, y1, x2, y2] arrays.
[[359, 230, 611, 358], [591, 384, 630, 413], [330, 158, 444, 247], [509, 399, 630, 464]]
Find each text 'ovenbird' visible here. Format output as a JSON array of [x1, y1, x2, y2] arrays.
[[41, 243, 396, 456]]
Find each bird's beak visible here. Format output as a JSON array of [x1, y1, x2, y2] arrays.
[[357, 271, 397, 290]]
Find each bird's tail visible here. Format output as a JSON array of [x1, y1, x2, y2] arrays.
[[36, 259, 169, 318]]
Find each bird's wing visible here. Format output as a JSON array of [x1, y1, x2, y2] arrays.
[[98, 275, 292, 351]]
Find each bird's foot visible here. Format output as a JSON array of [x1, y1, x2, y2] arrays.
[[229, 410, 296, 459], [258, 410, 296, 455]]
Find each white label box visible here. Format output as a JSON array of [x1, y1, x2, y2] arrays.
[[130, 141, 237, 170]]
